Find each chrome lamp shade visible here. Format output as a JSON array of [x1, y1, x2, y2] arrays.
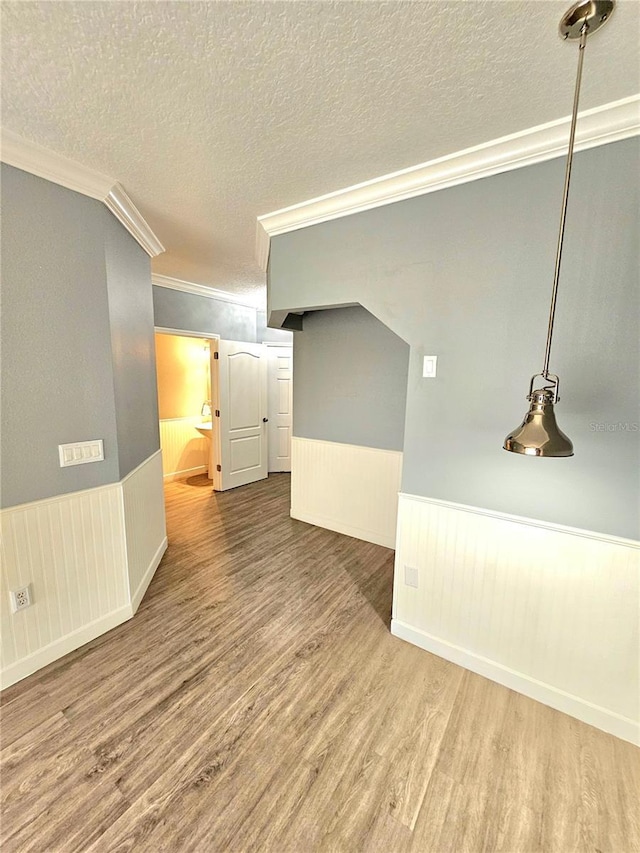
[[504, 386, 574, 457]]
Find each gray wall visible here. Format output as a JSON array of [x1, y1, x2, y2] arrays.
[[1, 165, 120, 506], [294, 307, 409, 451], [1, 164, 160, 507], [152, 286, 257, 341], [269, 138, 640, 539], [256, 309, 293, 343], [105, 219, 160, 479], [153, 288, 293, 345]]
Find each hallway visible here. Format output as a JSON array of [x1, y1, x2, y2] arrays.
[[1, 474, 637, 852]]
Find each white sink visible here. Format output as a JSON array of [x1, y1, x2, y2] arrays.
[[195, 422, 213, 438]]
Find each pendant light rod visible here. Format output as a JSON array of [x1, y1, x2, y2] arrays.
[[504, 0, 614, 458], [542, 20, 589, 379]]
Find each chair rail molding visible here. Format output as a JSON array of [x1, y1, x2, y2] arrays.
[[256, 94, 640, 270], [1, 129, 164, 258], [291, 436, 402, 549], [392, 491, 639, 745], [0, 450, 167, 689]]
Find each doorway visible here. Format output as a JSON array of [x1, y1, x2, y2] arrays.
[[154, 330, 293, 491], [154, 330, 216, 482]]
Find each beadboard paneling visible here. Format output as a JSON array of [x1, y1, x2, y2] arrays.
[[392, 493, 640, 744], [122, 450, 167, 610], [1, 451, 168, 689], [291, 437, 402, 548], [0, 484, 129, 685], [159, 417, 207, 479]]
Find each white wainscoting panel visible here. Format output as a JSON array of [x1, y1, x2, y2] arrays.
[[1, 450, 168, 689], [159, 417, 207, 480], [291, 437, 402, 548], [122, 451, 168, 611], [0, 484, 129, 687], [392, 493, 640, 745]]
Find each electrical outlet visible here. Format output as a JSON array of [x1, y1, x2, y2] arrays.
[[404, 566, 419, 589], [10, 585, 32, 613]]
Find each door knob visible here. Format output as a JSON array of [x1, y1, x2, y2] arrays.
[[263, 417, 269, 423]]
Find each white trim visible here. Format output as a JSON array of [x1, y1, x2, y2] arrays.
[[0, 605, 132, 691], [400, 491, 639, 549], [152, 274, 258, 308], [393, 493, 639, 745], [293, 434, 405, 457], [131, 537, 168, 613], [0, 479, 121, 514], [291, 509, 396, 550], [155, 326, 220, 341], [1, 522, 167, 687], [105, 184, 165, 257], [1, 449, 164, 512], [256, 95, 640, 269], [1, 450, 166, 690], [255, 220, 271, 272], [120, 448, 163, 485], [1, 129, 113, 199], [163, 466, 208, 482], [1, 129, 164, 258], [121, 451, 167, 611], [391, 619, 639, 746], [291, 437, 402, 549]]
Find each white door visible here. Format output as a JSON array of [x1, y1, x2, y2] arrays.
[[211, 340, 268, 491], [267, 345, 293, 472]]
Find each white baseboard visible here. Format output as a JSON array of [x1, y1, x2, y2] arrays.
[[163, 465, 208, 482], [291, 437, 402, 549], [393, 492, 640, 746], [291, 509, 395, 549], [0, 605, 132, 691], [1, 451, 167, 690], [1, 536, 168, 691], [131, 537, 168, 613], [391, 619, 639, 746]]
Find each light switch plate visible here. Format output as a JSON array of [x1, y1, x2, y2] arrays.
[[423, 355, 438, 378], [58, 439, 104, 468]]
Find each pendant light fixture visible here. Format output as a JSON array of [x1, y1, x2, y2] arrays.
[[503, 0, 614, 458]]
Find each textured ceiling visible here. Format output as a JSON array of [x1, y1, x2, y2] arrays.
[[2, 1, 638, 303]]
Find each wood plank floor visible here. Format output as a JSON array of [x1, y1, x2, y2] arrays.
[[1, 473, 638, 852]]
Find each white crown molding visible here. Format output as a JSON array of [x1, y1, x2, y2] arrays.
[[1, 129, 164, 258], [151, 273, 258, 309], [105, 184, 165, 257], [255, 221, 271, 272], [256, 94, 640, 270], [1, 128, 113, 199]]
